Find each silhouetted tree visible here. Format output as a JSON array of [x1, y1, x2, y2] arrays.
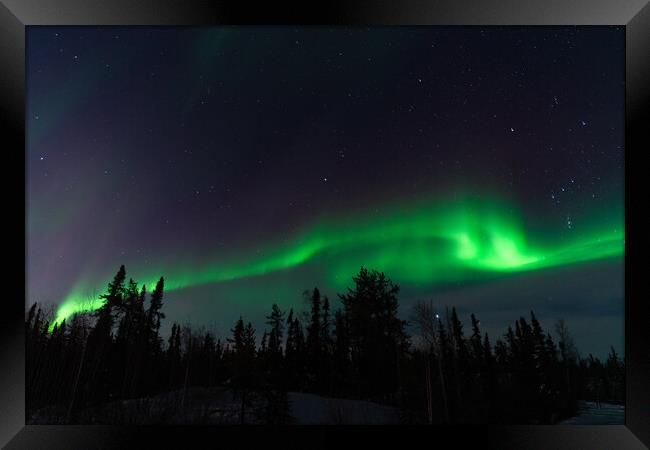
[[146, 277, 165, 348], [338, 267, 407, 400], [86, 265, 127, 404], [305, 288, 322, 386], [265, 303, 284, 382], [470, 313, 484, 363], [332, 308, 350, 396], [26, 265, 622, 426]]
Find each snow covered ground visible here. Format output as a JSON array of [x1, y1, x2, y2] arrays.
[[30, 387, 403, 425], [288, 392, 401, 424], [560, 401, 624, 425]]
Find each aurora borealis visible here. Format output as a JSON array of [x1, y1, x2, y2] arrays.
[[51, 192, 624, 328], [27, 27, 624, 357]]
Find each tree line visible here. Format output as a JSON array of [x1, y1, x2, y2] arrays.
[[25, 265, 624, 424]]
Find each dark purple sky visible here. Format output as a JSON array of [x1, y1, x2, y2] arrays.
[[27, 26, 624, 358]]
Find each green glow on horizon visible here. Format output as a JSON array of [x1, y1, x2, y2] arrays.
[[49, 192, 624, 331]]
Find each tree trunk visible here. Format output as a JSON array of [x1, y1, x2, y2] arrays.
[[240, 389, 247, 425], [181, 339, 192, 413], [66, 337, 87, 423], [437, 354, 450, 423], [425, 356, 433, 424]]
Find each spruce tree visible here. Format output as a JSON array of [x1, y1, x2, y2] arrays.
[[321, 296, 332, 354], [147, 277, 166, 344], [333, 309, 350, 395], [260, 331, 268, 355], [265, 303, 284, 358], [284, 309, 295, 359], [494, 339, 508, 366], [87, 265, 127, 403], [530, 311, 548, 371], [306, 288, 322, 375], [228, 317, 245, 354], [470, 313, 484, 366], [92, 265, 127, 338], [450, 307, 468, 360], [338, 267, 406, 398], [319, 296, 333, 393]]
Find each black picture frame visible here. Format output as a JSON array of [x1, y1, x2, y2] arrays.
[[1, 1, 648, 448]]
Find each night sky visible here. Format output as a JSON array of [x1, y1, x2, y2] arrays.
[[26, 26, 624, 358]]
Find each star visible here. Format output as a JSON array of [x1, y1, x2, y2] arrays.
[[26, 26, 624, 358]]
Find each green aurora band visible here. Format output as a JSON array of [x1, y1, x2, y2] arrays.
[[49, 192, 624, 330]]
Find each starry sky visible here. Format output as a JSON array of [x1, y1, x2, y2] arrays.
[[26, 26, 624, 358]]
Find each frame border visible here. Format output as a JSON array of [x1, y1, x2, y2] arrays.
[[1, 1, 648, 448]]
